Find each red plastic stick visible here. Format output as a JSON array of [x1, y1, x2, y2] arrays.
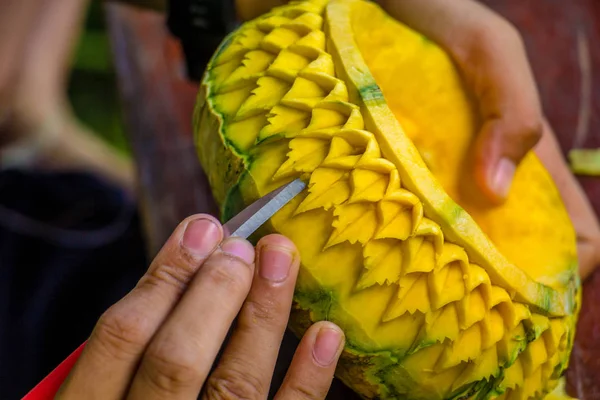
[[21, 341, 87, 400]]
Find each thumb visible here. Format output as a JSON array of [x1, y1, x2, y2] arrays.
[[473, 116, 542, 203]]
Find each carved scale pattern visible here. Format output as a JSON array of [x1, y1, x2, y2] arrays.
[[205, 1, 570, 398]]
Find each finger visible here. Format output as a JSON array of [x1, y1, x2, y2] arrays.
[[467, 25, 543, 202], [274, 321, 344, 400], [474, 116, 541, 203], [377, 0, 543, 202], [203, 234, 300, 399], [56, 214, 223, 399], [127, 236, 256, 399]]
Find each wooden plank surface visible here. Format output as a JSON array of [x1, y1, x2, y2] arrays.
[[105, 1, 600, 398], [105, 2, 218, 255]]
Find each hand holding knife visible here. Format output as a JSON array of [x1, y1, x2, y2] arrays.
[[23, 178, 307, 400]]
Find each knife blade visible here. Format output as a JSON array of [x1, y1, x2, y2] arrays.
[[223, 178, 306, 239]]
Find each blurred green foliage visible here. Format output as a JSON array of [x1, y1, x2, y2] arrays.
[[67, 1, 131, 157]]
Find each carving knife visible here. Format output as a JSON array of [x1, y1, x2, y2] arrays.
[[22, 178, 306, 400]]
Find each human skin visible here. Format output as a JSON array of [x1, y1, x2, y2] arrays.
[[0, 0, 594, 396], [57, 214, 345, 399], [0, 0, 134, 192]]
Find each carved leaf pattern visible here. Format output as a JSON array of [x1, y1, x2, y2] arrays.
[[204, 1, 571, 398]]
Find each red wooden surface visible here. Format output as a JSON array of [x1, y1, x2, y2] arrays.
[[105, 1, 600, 398]]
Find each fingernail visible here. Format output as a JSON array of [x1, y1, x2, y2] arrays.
[[313, 326, 343, 367], [491, 158, 515, 199], [221, 238, 255, 264], [182, 218, 221, 256], [259, 245, 294, 283]]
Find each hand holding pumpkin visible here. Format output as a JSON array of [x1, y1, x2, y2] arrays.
[[237, 0, 600, 279], [379, 0, 600, 279]]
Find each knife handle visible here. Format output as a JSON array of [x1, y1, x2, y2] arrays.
[[22, 341, 87, 400]]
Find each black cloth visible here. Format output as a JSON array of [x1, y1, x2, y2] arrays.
[[0, 169, 147, 400]]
